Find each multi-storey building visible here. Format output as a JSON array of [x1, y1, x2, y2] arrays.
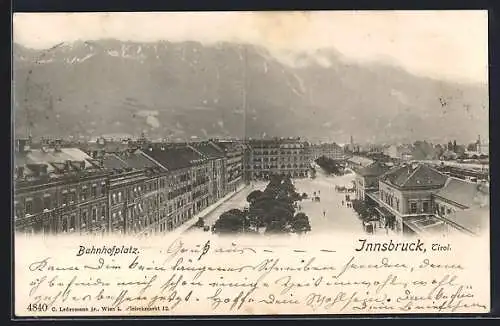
[[190, 142, 226, 202], [141, 144, 210, 230], [366, 163, 448, 235], [102, 152, 166, 235], [14, 139, 109, 235], [244, 137, 311, 181], [354, 162, 390, 200], [346, 155, 374, 171], [211, 140, 244, 192], [310, 142, 345, 161], [432, 178, 489, 235]]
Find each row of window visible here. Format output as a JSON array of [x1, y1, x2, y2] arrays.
[[250, 164, 308, 169], [16, 184, 107, 217], [61, 205, 107, 233], [380, 190, 401, 212], [436, 203, 454, 217]]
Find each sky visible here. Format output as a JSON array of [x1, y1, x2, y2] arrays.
[[13, 11, 488, 84]]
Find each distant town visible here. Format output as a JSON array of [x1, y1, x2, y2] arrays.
[[14, 133, 490, 237]]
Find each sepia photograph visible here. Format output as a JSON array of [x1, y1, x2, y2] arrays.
[[12, 11, 490, 317]]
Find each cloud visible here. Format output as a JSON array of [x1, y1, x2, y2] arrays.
[[13, 11, 488, 83], [146, 116, 160, 129]]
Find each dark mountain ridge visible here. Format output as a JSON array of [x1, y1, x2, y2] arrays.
[[13, 40, 488, 144]]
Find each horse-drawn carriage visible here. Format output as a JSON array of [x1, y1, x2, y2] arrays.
[[335, 185, 355, 193]]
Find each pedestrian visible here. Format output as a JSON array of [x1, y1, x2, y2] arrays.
[[323, 210, 326, 217], [342, 200, 344, 206]]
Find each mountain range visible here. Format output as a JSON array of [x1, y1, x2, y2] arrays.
[[13, 39, 489, 144]]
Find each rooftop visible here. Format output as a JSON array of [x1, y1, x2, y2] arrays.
[[404, 215, 448, 235], [120, 150, 159, 170], [142, 146, 204, 171], [347, 156, 374, 167], [380, 163, 448, 189], [15, 147, 94, 169], [446, 206, 489, 235], [191, 143, 225, 159], [434, 177, 489, 209], [357, 161, 391, 177], [102, 154, 129, 170]]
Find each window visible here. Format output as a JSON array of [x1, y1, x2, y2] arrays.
[[440, 206, 445, 216], [81, 187, 88, 201], [43, 196, 51, 210], [81, 210, 88, 227], [118, 192, 122, 202], [69, 215, 76, 231], [91, 185, 97, 197], [62, 216, 68, 232], [112, 193, 117, 204], [69, 192, 76, 204], [15, 202, 22, 219], [92, 207, 97, 222], [25, 200, 33, 215], [423, 202, 429, 213], [410, 202, 417, 214]]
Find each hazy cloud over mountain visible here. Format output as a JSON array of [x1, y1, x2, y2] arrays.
[[13, 39, 488, 144], [13, 11, 488, 83]]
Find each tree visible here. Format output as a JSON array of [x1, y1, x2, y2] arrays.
[[246, 190, 263, 205], [213, 173, 312, 235], [351, 199, 375, 221], [212, 209, 249, 234], [290, 212, 311, 234], [447, 141, 454, 151], [434, 144, 445, 159], [467, 143, 477, 151], [455, 145, 466, 159]]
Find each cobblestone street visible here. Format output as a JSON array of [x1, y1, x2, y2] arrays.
[[188, 168, 364, 235]]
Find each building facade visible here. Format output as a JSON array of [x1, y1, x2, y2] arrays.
[[141, 144, 211, 231], [244, 137, 311, 181], [190, 142, 227, 202], [14, 142, 109, 236], [212, 140, 244, 192], [433, 178, 489, 235], [366, 163, 448, 235], [354, 162, 390, 200], [310, 142, 345, 161]]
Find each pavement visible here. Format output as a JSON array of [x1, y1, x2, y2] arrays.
[[197, 181, 268, 227], [293, 169, 363, 235], [173, 184, 250, 235], [187, 168, 364, 235]]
